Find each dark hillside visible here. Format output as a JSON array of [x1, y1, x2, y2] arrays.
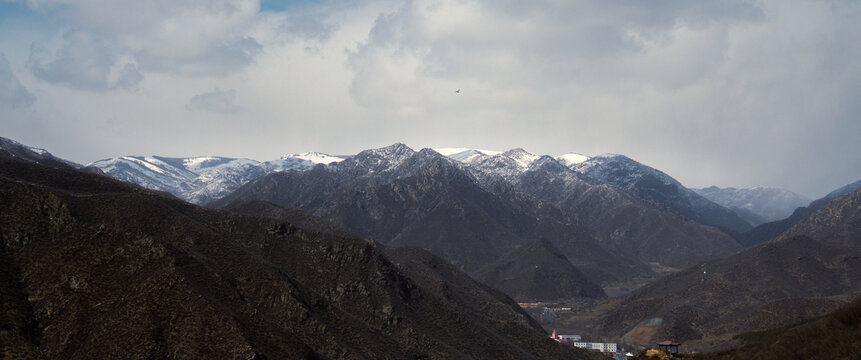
[[0, 158, 597, 359], [694, 297, 861, 360], [570, 187, 861, 352], [475, 238, 607, 301]]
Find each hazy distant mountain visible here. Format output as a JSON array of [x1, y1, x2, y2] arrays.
[[584, 186, 861, 352], [567, 154, 754, 236], [475, 238, 607, 301], [89, 152, 343, 204], [0, 156, 599, 359], [693, 186, 810, 225], [737, 179, 861, 247]]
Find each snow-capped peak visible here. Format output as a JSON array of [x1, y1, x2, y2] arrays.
[[434, 148, 502, 162], [282, 152, 344, 165], [555, 153, 590, 167], [500, 148, 539, 170]]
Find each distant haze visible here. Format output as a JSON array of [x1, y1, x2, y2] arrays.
[[1, 0, 860, 198]]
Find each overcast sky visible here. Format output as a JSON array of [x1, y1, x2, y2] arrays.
[[1, 0, 859, 198]]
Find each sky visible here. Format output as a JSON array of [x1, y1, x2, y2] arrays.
[[1, 0, 860, 198]]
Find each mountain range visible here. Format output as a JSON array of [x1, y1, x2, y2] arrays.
[[2, 135, 859, 357], [566, 154, 753, 236], [89, 152, 344, 204], [0, 153, 604, 359], [213, 144, 742, 290], [7, 137, 840, 289]]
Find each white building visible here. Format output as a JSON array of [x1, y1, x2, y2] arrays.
[[558, 335, 581, 341], [573, 342, 617, 353]]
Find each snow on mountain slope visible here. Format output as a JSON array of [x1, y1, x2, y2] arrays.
[[89, 152, 343, 204], [458, 148, 542, 184], [555, 153, 590, 167], [282, 152, 345, 165], [569, 154, 677, 188], [502, 148, 540, 169], [693, 186, 811, 224], [343, 143, 416, 175], [91, 156, 196, 193], [434, 148, 502, 162], [567, 154, 754, 234]]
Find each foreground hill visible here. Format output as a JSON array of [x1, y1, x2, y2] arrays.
[[475, 238, 607, 301], [0, 158, 599, 359], [575, 186, 861, 352], [694, 297, 861, 359]]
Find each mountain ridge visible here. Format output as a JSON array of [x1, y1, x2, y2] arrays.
[[0, 156, 600, 359], [216, 144, 741, 291], [88, 152, 344, 204]]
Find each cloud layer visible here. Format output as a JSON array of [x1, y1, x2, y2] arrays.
[[187, 88, 243, 114], [0, 0, 860, 197], [0, 52, 36, 109]]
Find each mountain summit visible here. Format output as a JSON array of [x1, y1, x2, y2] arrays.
[[567, 154, 754, 235]]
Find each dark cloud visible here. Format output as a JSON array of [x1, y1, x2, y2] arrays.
[[186, 88, 243, 114], [0, 52, 36, 110], [27, 30, 142, 91], [135, 36, 262, 77]]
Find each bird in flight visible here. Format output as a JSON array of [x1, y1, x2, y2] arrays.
[[455, 89, 460, 94]]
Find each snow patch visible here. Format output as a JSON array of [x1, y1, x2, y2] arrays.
[[122, 156, 167, 175], [502, 149, 539, 170], [282, 152, 344, 165], [183, 157, 220, 170], [434, 148, 502, 162], [556, 153, 590, 166]]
